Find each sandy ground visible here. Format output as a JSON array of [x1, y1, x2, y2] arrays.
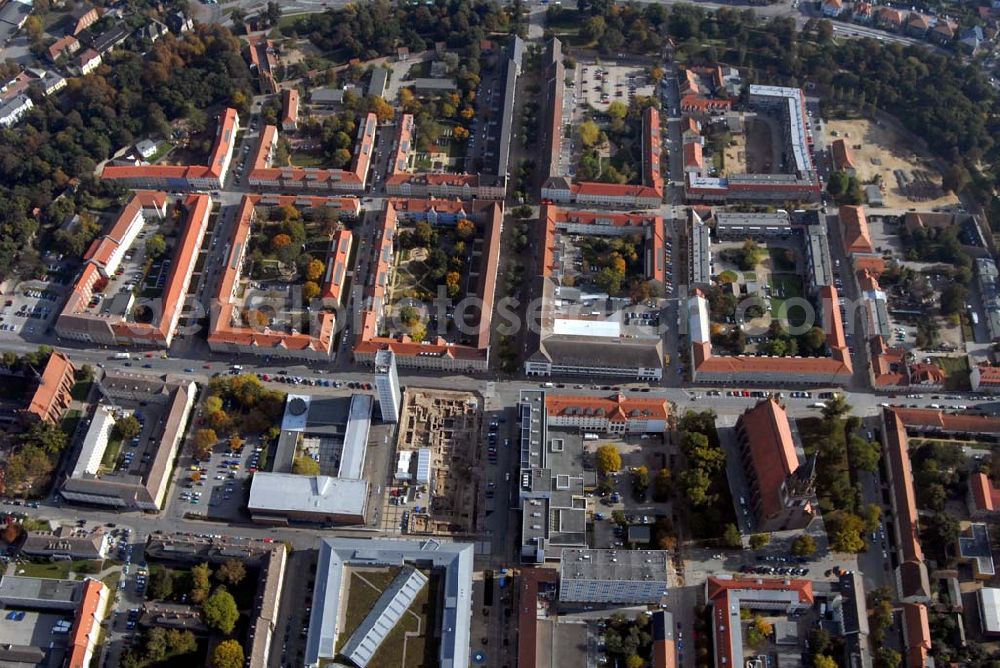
[[723, 132, 747, 175], [823, 118, 959, 210]]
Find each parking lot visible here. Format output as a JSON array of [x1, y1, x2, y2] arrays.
[[171, 437, 265, 520], [574, 61, 656, 112], [99, 402, 168, 479], [0, 284, 62, 337], [591, 433, 672, 549]]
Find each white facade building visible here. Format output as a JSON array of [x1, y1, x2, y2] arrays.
[[374, 349, 401, 422]]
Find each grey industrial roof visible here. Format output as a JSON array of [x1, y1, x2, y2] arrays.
[[247, 473, 368, 517], [560, 548, 669, 583], [306, 538, 474, 668], [688, 213, 712, 285], [0, 576, 82, 609], [368, 68, 388, 97], [715, 211, 791, 229], [339, 394, 372, 480]]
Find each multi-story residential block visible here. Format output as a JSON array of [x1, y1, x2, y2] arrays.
[[558, 548, 669, 603], [56, 192, 210, 348], [101, 108, 239, 189]]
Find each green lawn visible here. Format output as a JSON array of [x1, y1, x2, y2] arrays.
[[931, 356, 971, 392], [16, 559, 104, 580], [60, 411, 82, 438], [102, 437, 124, 469], [148, 142, 175, 164], [337, 569, 402, 652], [21, 518, 51, 532], [769, 273, 806, 327], [71, 379, 93, 401], [290, 152, 328, 168]]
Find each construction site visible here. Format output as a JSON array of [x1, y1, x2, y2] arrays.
[[383, 388, 482, 537]]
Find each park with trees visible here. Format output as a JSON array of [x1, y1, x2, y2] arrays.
[[123, 558, 255, 668], [0, 24, 253, 282], [387, 217, 484, 342], [676, 411, 736, 541], [797, 396, 882, 553]]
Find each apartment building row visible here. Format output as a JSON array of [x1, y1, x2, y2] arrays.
[[247, 113, 377, 193], [206, 195, 354, 360], [687, 285, 853, 385], [541, 107, 665, 209], [55, 192, 211, 348], [352, 199, 502, 372], [101, 108, 239, 190]]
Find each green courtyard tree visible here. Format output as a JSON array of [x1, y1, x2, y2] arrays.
[[202, 587, 239, 634]]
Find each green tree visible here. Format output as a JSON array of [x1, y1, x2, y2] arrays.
[[814, 656, 838, 668], [749, 533, 771, 550], [190, 562, 212, 604], [211, 639, 245, 668], [399, 305, 420, 327], [193, 429, 217, 459], [821, 395, 851, 422], [607, 100, 628, 120], [150, 567, 174, 600], [202, 587, 239, 634], [595, 444, 622, 474], [828, 511, 866, 553], [626, 656, 644, 668], [791, 534, 817, 556], [827, 170, 848, 196], [293, 456, 321, 475], [722, 523, 742, 548], [875, 647, 902, 668], [145, 233, 167, 260], [579, 120, 601, 148], [652, 468, 671, 502], [113, 415, 142, 442]]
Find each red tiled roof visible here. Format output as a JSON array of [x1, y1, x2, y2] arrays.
[[840, 205, 873, 254], [546, 392, 669, 423], [102, 109, 238, 182], [25, 351, 75, 423], [738, 399, 799, 519], [643, 107, 663, 191], [208, 194, 338, 354], [680, 94, 732, 112], [892, 407, 1000, 434], [707, 577, 813, 668], [67, 579, 105, 668], [970, 472, 1000, 514], [975, 364, 1000, 386], [903, 603, 931, 668], [681, 117, 700, 136], [540, 204, 665, 284], [281, 88, 299, 127], [391, 113, 414, 175], [830, 139, 856, 171], [48, 35, 79, 61], [884, 409, 928, 603], [517, 568, 559, 668], [683, 142, 703, 169]]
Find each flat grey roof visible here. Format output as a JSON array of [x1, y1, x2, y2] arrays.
[[0, 576, 82, 609], [306, 538, 474, 668], [560, 548, 669, 583], [715, 211, 791, 227], [248, 473, 368, 517]]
